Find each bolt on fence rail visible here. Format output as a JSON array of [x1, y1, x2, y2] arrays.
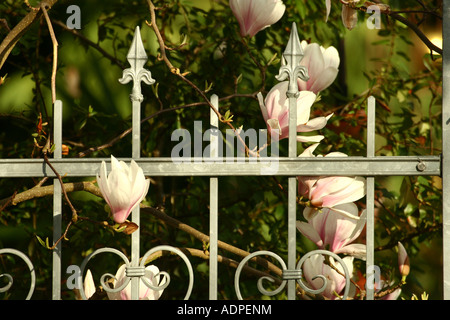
[[0, 13, 449, 300]]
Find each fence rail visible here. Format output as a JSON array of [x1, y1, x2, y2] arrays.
[[0, 156, 441, 177]]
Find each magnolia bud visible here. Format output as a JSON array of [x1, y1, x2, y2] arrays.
[[398, 242, 410, 281], [341, 5, 358, 30]]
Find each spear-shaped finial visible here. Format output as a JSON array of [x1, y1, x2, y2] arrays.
[[119, 26, 155, 102], [275, 23, 309, 97]]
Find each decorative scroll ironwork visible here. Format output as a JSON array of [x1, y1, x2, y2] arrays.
[[78, 246, 194, 300], [0, 249, 36, 300], [234, 249, 351, 300]]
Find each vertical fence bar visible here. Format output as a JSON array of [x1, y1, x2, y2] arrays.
[[287, 39, 299, 301], [366, 96, 375, 300], [119, 26, 155, 300], [209, 94, 219, 299], [442, 0, 450, 300], [279, 23, 309, 300], [52, 100, 62, 300], [130, 93, 141, 301]]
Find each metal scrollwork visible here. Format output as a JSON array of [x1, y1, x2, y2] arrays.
[[296, 249, 351, 299], [234, 250, 287, 300], [234, 249, 351, 300], [0, 248, 36, 300], [78, 245, 194, 300]]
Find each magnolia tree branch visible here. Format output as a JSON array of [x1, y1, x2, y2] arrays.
[[0, 177, 437, 298], [143, 247, 283, 286], [345, 1, 442, 55], [40, 2, 58, 104], [75, 94, 255, 158], [0, 180, 283, 278], [145, 0, 259, 157], [0, 0, 59, 71]]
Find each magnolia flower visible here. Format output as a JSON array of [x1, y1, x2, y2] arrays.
[[229, 0, 286, 37], [97, 155, 150, 224], [258, 82, 332, 143], [298, 41, 340, 94], [298, 144, 366, 208], [303, 254, 354, 300], [398, 242, 410, 281], [297, 204, 367, 259], [106, 264, 166, 300]]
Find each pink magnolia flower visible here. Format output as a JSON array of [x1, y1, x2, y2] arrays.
[[298, 144, 366, 208], [303, 254, 354, 300], [296, 204, 367, 259], [298, 41, 340, 94], [97, 155, 150, 224], [258, 82, 332, 143], [229, 0, 286, 37], [106, 264, 165, 300]]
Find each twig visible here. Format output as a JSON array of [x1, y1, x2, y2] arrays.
[[40, 2, 58, 103], [348, 1, 442, 55], [0, 178, 283, 279], [0, 0, 59, 70], [145, 0, 257, 157], [76, 93, 257, 158], [41, 138, 78, 223], [142, 247, 282, 285], [52, 20, 126, 70], [140, 205, 283, 277]]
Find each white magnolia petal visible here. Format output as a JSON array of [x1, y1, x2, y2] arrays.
[[296, 134, 325, 143]]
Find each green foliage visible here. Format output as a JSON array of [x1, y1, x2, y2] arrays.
[[0, 0, 443, 300]]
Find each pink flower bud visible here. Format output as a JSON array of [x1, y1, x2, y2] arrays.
[[341, 5, 358, 30], [97, 155, 150, 224], [229, 0, 286, 37], [398, 242, 410, 280]]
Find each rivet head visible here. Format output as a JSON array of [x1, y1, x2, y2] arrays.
[[416, 161, 426, 172]]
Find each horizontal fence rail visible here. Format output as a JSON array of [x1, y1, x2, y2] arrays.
[[0, 156, 441, 177]]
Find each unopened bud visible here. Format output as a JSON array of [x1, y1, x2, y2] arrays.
[[398, 242, 410, 281], [341, 5, 358, 30]]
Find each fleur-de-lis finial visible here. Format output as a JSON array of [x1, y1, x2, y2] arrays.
[[275, 22, 309, 97], [119, 26, 155, 102]]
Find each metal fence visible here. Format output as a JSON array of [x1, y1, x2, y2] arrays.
[[0, 5, 449, 300]]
